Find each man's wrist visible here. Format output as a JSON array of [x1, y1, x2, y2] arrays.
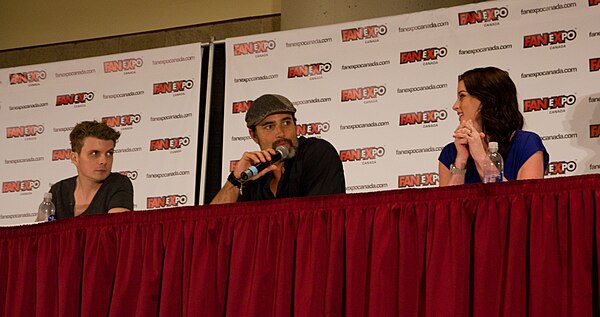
[[227, 171, 243, 188]]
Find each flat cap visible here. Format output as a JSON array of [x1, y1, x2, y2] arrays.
[[245, 94, 296, 128]]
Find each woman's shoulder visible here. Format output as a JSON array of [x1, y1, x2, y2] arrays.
[[514, 130, 542, 139], [513, 130, 544, 146], [509, 130, 549, 168]]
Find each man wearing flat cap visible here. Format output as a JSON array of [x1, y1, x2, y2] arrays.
[[211, 94, 345, 204]]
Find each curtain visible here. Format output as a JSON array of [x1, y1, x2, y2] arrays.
[[1, 174, 599, 317]]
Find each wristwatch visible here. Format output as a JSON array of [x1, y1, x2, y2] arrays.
[[449, 163, 467, 175], [227, 171, 243, 188]]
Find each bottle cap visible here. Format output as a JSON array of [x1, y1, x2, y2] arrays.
[[44, 192, 52, 200], [488, 142, 499, 152]]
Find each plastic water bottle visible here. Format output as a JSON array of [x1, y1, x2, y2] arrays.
[[483, 142, 504, 183], [36, 192, 56, 222]]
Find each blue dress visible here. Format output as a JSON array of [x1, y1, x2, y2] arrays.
[[438, 130, 549, 183]]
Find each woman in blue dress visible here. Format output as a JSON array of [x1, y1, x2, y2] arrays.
[[438, 66, 549, 186]]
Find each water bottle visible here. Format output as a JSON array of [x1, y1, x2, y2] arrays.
[[36, 192, 56, 222], [483, 142, 504, 183]]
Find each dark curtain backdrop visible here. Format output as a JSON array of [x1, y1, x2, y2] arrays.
[[1, 174, 599, 317], [197, 42, 226, 205]]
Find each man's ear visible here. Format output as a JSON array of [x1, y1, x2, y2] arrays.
[[70, 151, 79, 166], [249, 129, 259, 144]]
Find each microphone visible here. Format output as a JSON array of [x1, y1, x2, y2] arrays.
[[240, 146, 289, 181]]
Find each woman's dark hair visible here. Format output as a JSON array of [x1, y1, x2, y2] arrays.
[[459, 66, 524, 158], [70, 120, 120, 153]]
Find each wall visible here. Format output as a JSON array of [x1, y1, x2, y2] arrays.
[[0, 0, 486, 68], [281, 0, 486, 30], [0, 16, 280, 68], [0, 0, 280, 51]]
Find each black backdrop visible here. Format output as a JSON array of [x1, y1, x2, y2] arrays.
[[196, 43, 226, 205]]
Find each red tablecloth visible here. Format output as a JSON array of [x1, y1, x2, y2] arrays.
[[1, 174, 599, 317]]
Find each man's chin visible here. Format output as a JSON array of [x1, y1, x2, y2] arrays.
[[272, 140, 297, 158], [286, 146, 297, 159], [92, 172, 110, 182]]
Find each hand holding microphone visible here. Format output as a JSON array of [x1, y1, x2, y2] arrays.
[[239, 146, 291, 181]]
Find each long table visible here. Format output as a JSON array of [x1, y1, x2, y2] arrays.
[[1, 174, 599, 316]]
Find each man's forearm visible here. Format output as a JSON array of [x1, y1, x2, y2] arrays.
[[210, 182, 240, 204]]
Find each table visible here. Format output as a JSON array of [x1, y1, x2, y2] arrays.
[[1, 174, 599, 316]]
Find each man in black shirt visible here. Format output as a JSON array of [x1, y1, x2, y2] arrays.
[[50, 120, 133, 219], [211, 94, 345, 204]]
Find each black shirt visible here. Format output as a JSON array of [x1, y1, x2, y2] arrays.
[[50, 173, 134, 219], [239, 136, 345, 201]]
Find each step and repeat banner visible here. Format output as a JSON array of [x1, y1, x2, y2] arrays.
[[224, 0, 600, 193], [0, 43, 203, 226]]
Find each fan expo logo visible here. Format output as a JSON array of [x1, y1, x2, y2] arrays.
[[56, 92, 94, 107], [52, 149, 72, 161], [2, 180, 41, 193], [147, 194, 188, 209], [233, 40, 276, 56], [153, 80, 194, 95], [341, 86, 386, 103], [296, 122, 330, 136], [591, 58, 600, 72], [341, 25, 387, 43], [102, 114, 141, 129], [591, 124, 600, 138], [119, 170, 138, 181], [399, 110, 448, 128], [103, 58, 143, 73], [546, 161, 577, 176], [150, 137, 190, 152], [232, 100, 252, 114], [288, 63, 332, 79], [458, 7, 508, 26], [398, 173, 439, 188], [591, 0, 600, 6], [6, 125, 45, 138], [523, 95, 576, 114], [523, 30, 577, 49], [9, 70, 46, 85], [400, 47, 447, 65], [229, 160, 239, 172], [340, 147, 385, 165]]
